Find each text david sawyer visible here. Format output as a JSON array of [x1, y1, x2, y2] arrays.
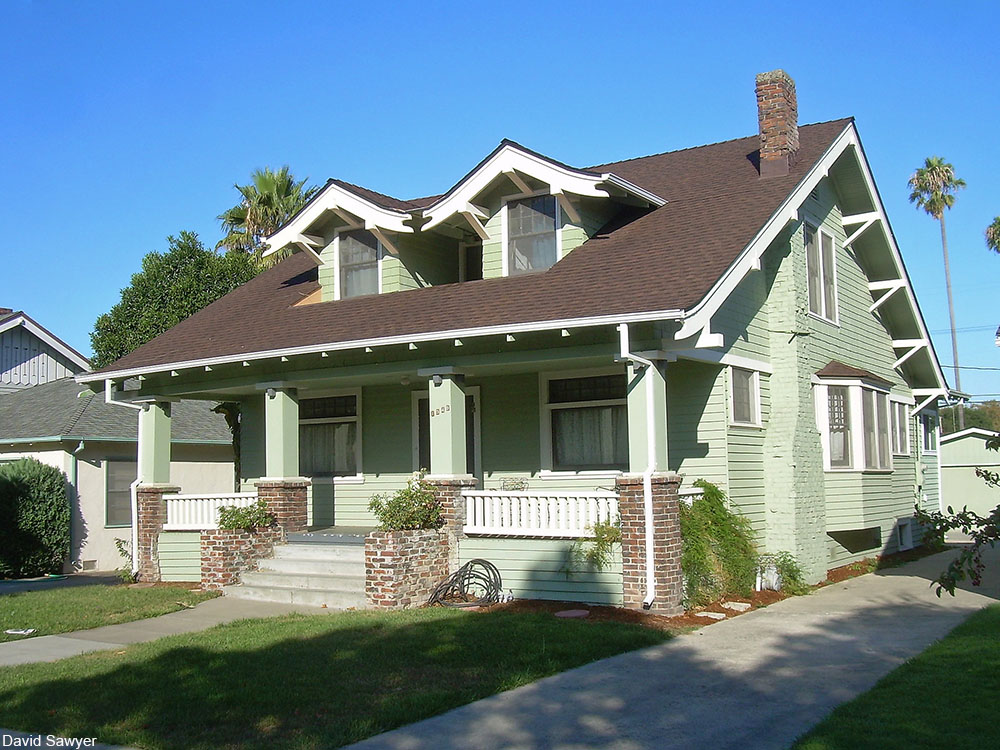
[[2, 737, 96, 748]]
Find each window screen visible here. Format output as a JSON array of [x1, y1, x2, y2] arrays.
[[339, 230, 379, 298], [731, 368, 756, 424], [106, 461, 137, 526], [828, 386, 851, 468], [548, 375, 626, 404]]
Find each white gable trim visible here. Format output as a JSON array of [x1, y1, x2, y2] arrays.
[[673, 122, 948, 394], [940, 427, 1000, 443], [0, 314, 91, 372]]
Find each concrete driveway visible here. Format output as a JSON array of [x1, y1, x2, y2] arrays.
[[349, 546, 1000, 750]]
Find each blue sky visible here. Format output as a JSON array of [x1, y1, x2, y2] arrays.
[[2, 0, 998, 400]]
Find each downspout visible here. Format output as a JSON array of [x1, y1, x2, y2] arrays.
[[70, 441, 85, 571], [618, 323, 658, 609], [105, 380, 145, 576]]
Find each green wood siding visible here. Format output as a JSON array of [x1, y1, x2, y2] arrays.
[[158, 531, 201, 582], [715, 270, 770, 361], [727, 372, 771, 538], [669, 361, 729, 490], [459, 536, 623, 605]]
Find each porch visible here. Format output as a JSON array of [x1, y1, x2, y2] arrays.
[[127, 332, 711, 611]]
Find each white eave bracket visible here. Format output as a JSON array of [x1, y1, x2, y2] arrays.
[[892, 338, 929, 370], [911, 388, 947, 416], [868, 279, 906, 312], [841, 211, 881, 247]]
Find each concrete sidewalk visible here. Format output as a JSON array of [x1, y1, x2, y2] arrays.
[[350, 546, 1000, 750], [0, 595, 326, 667]]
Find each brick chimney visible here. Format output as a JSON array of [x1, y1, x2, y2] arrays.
[[755, 69, 798, 178]]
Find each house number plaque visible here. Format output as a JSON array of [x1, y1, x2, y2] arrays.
[[431, 404, 451, 418]]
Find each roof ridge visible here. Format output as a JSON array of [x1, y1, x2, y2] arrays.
[[587, 118, 854, 170], [62, 385, 95, 435]]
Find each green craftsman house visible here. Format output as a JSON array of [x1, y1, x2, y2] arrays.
[[78, 71, 953, 609]]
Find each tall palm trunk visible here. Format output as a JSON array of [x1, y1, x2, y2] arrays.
[[939, 213, 964, 429]]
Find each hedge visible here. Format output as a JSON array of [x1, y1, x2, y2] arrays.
[[0, 458, 71, 578]]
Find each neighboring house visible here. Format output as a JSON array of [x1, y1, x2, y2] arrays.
[[77, 71, 954, 608], [940, 428, 1000, 517], [0, 378, 234, 573], [0, 308, 91, 393]]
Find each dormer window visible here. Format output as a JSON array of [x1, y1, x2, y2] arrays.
[[337, 229, 381, 299], [506, 195, 559, 275]]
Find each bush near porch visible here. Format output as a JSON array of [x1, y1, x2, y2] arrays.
[[0, 458, 71, 579], [0, 607, 671, 750]]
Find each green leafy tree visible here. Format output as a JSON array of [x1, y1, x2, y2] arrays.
[[90, 232, 257, 369], [916, 434, 1000, 595], [986, 216, 1000, 254], [908, 156, 967, 428], [941, 401, 1000, 434], [216, 166, 319, 266]]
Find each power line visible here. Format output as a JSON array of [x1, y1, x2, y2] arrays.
[[941, 364, 1000, 371]]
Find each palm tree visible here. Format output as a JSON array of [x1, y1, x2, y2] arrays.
[[986, 216, 1000, 254], [908, 156, 966, 427], [217, 166, 319, 267]]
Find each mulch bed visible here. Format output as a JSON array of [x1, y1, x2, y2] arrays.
[[825, 544, 942, 585]]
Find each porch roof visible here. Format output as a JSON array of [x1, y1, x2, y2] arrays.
[[83, 119, 852, 381]]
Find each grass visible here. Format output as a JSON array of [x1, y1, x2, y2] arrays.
[[0, 607, 669, 749], [1, 584, 217, 641], [795, 603, 1000, 749]]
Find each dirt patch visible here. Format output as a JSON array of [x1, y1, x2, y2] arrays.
[[481, 587, 789, 633]]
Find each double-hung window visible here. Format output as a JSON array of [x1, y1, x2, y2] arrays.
[[805, 224, 838, 322], [545, 373, 628, 472], [921, 413, 938, 453], [299, 393, 361, 479], [730, 367, 761, 426], [338, 230, 380, 299], [507, 195, 559, 275], [890, 401, 910, 456], [817, 382, 892, 471], [106, 460, 137, 527]]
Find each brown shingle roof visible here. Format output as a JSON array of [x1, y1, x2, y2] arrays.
[[91, 119, 852, 376], [815, 360, 894, 387]]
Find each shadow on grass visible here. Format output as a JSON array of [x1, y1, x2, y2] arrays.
[[0, 608, 667, 750]]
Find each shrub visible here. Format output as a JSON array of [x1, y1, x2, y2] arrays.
[[368, 475, 442, 530], [570, 519, 622, 571], [679, 479, 760, 606], [217, 499, 275, 531], [0, 458, 71, 578]]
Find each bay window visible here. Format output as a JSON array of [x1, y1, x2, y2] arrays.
[[817, 381, 892, 471], [507, 195, 559, 275], [544, 373, 628, 472], [299, 393, 361, 479]]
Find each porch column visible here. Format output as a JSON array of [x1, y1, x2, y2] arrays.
[[135, 400, 177, 582], [258, 386, 309, 532], [426, 372, 468, 478], [627, 360, 669, 473]]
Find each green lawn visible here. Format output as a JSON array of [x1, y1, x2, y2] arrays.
[[0, 607, 669, 749], [1, 584, 217, 641], [795, 603, 1000, 749]]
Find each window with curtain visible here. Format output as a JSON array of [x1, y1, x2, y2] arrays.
[[299, 395, 360, 477], [507, 195, 558, 274], [806, 224, 837, 321], [339, 230, 379, 299], [106, 460, 137, 526], [547, 374, 628, 471]]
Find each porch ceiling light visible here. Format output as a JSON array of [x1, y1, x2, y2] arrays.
[[432, 374, 443, 386], [266, 388, 277, 399]]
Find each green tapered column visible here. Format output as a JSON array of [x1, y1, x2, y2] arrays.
[[138, 401, 172, 484], [428, 374, 468, 477], [264, 387, 299, 479], [627, 361, 668, 473]]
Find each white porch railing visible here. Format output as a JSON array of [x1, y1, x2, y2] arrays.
[[463, 490, 619, 538], [679, 487, 704, 505], [162, 492, 258, 530]]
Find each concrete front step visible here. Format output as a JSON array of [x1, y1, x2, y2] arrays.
[[259, 556, 364, 577], [241, 570, 365, 591], [273, 542, 365, 562], [223, 583, 367, 609]]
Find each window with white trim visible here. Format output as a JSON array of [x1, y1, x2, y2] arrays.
[[507, 195, 558, 275], [817, 382, 892, 471], [890, 401, 910, 456], [299, 394, 361, 478], [921, 413, 938, 453], [805, 224, 837, 322], [338, 230, 380, 299], [106, 460, 137, 527], [730, 367, 760, 426], [545, 374, 627, 471]]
